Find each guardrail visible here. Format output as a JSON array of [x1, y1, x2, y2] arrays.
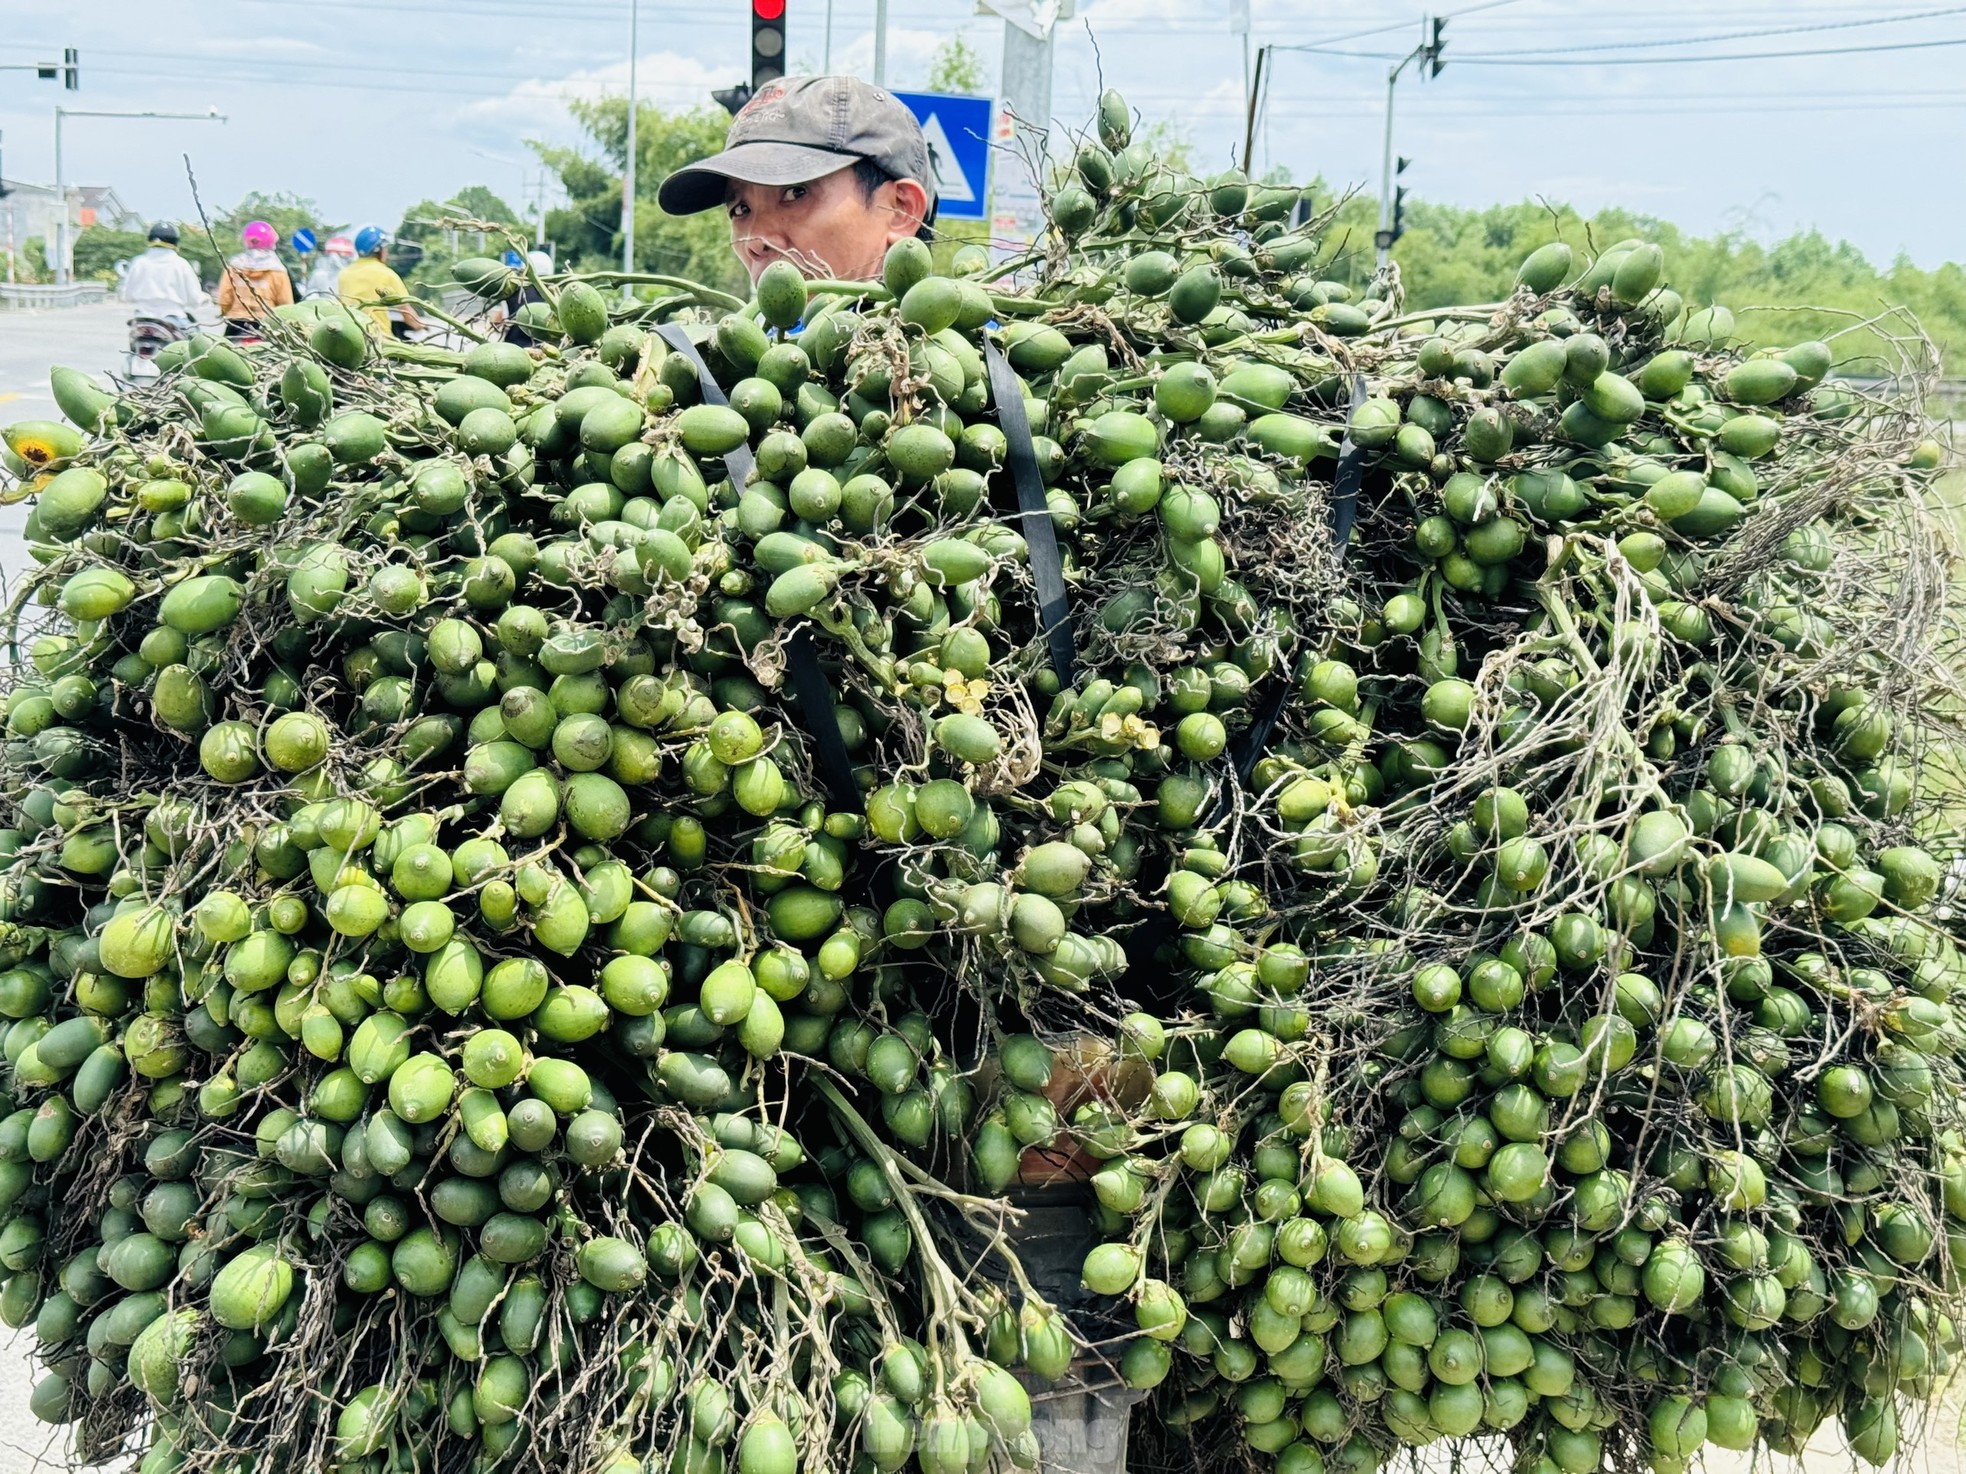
[[1835, 375, 1966, 401], [0, 282, 109, 310]]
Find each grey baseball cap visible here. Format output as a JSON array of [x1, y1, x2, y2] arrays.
[[658, 74, 937, 218]]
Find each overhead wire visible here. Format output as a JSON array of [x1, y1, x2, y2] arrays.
[[1450, 33, 1966, 64], [1466, 3, 1966, 56]]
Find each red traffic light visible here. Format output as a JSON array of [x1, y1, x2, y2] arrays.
[[751, 0, 786, 85]]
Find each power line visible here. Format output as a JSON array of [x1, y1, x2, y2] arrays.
[[1475, 3, 1966, 56], [218, 0, 1248, 35], [82, 46, 719, 92], [1452, 33, 1966, 64]]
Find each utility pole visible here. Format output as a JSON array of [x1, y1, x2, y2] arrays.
[[823, 0, 834, 71], [2, 130, 14, 285], [874, 0, 889, 86], [53, 106, 223, 286], [621, 0, 639, 282], [983, 1, 1070, 263], [1230, 0, 1250, 153], [1376, 15, 1445, 267]]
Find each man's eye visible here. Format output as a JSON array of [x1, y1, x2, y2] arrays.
[[780, 186, 807, 203]]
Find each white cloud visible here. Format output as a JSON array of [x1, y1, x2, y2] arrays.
[[459, 49, 734, 135], [823, 26, 983, 90]]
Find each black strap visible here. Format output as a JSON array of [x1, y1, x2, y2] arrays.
[[1327, 372, 1371, 551], [653, 322, 757, 490], [1233, 678, 1294, 789], [783, 628, 861, 810], [655, 321, 857, 810], [982, 336, 1077, 685]]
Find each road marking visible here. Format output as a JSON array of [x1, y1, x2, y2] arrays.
[[0, 394, 20, 404]]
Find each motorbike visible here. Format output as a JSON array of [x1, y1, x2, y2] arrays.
[[124, 315, 190, 380]]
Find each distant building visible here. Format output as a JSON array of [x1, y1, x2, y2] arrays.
[[0, 179, 142, 273]]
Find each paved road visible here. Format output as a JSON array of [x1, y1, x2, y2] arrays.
[[0, 303, 133, 1474], [0, 303, 134, 595]]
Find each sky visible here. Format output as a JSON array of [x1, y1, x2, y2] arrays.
[[2, 0, 1964, 270]]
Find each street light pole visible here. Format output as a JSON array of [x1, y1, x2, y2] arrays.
[[874, 0, 889, 85], [622, 0, 639, 283], [1375, 16, 1445, 269], [53, 107, 225, 285], [1374, 60, 1407, 269]]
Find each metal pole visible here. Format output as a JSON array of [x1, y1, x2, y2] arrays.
[[996, 19, 1053, 263], [824, 0, 835, 71], [49, 108, 224, 287], [622, 0, 638, 282], [1241, 45, 1266, 177], [1242, 32, 1251, 138], [874, 0, 888, 85], [1375, 65, 1397, 268], [0, 128, 10, 285], [53, 107, 65, 286]]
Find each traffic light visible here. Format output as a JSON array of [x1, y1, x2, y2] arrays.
[[751, 0, 786, 89], [1376, 158, 1411, 251], [1427, 18, 1446, 77]]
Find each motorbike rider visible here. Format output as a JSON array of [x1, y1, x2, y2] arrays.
[[302, 234, 356, 300], [496, 248, 556, 346], [337, 225, 427, 338], [118, 222, 206, 329], [215, 220, 295, 334]]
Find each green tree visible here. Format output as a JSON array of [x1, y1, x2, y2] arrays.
[[532, 98, 743, 293], [925, 36, 985, 95], [397, 186, 526, 290], [1136, 119, 1194, 176], [70, 227, 149, 285], [1295, 191, 1966, 374]]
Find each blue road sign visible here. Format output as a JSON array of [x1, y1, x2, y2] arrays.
[[291, 227, 317, 255], [890, 90, 993, 222]]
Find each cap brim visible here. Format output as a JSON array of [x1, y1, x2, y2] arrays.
[[657, 141, 865, 215]]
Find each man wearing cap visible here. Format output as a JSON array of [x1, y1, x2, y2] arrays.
[[660, 75, 938, 284]]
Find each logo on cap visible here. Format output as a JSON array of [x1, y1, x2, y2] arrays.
[[742, 81, 788, 115]]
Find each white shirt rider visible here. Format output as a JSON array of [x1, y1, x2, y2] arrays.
[[120, 242, 205, 325]]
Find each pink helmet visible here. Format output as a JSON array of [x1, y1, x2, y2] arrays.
[[241, 220, 277, 250], [324, 235, 355, 258]]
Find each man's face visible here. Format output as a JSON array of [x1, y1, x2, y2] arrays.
[[725, 167, 920, 284]]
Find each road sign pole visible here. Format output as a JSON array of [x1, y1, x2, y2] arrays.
[[996, 21, 1052, 260]]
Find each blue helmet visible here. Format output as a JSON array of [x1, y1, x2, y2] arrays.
[[353, 225, 388, 256], [503, 249, 524, 268]]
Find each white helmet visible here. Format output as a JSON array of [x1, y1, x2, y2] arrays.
[[526, 250, 555, 276]]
